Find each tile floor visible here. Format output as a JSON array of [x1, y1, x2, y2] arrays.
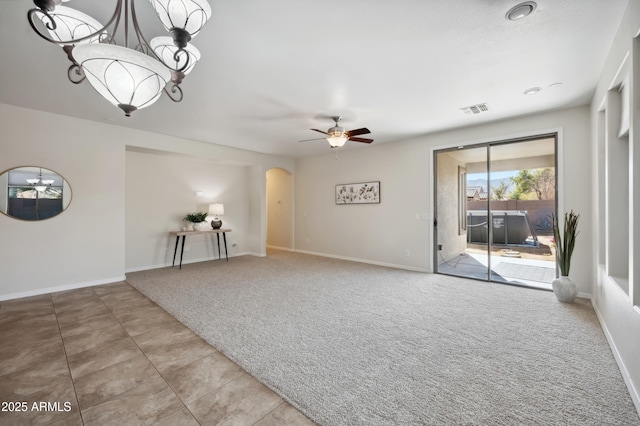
[[0, 281, 315, 425]]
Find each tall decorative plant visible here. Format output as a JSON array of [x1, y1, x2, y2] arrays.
[[552, 210, 579, 276]]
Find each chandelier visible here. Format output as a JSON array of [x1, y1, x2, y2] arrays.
[[27, 0, 211, 117], [27, 168, 54, 192]]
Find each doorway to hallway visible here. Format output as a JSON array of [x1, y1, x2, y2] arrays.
[[434, 135, 557, 289], [266, 167, 293, 252]]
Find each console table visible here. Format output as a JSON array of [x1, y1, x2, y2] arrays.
[[169, 228, 231, 269]]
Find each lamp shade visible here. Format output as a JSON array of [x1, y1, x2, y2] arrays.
[[40, 6, 105, 45], [209, 203, 224, 216], [150, 36, 201, 74], [148, 0, 212, 38], [72, 44, 172, 116]]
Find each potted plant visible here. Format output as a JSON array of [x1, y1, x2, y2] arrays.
[[551, 210, 580, 303], [183, 212, 209, 231]]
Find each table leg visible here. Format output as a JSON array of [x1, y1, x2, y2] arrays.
[[223, 232, 228, 261], [216, 233, 221, 260], [179, 236, 186, 269], [172, 236, 180, 267]]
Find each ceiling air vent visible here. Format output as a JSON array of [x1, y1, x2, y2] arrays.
[[460, 103, 489, 115]]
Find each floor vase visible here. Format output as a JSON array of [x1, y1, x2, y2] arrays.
[[552, 276, 577, 303]]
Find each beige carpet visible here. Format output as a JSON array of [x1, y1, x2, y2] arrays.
[[127, 250, 639, 425]]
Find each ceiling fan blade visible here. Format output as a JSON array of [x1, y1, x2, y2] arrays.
[[346, 128, 370, 137], [298, 137, 326, 143], [349, 137, 374, 143], [310, 128, 329, 135]]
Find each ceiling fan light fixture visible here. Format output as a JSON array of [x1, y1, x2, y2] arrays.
[[327, 126, 348, 147], [327, 135, 348, 148], [506, 1, 537, 21]]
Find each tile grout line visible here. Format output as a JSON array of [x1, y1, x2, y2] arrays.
[[252, 400, 288, 426], [125, 280, 309, 425], [50, 291, 85, 426], [96, 283, 204, 425], [107, 282, 269, 425]]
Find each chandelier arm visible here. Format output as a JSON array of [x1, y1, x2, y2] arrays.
[[105, 0, 123, 44], [65, 46, 85, 83], [173, 49, 191, 73], [67, 65, 85, 83], [27, 0, 123, 46], [164, 84, 184, 103], [27, 8, 59, 42], [129, 0, 155, 56]]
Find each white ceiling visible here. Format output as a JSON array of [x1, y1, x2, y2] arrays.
[[0, 1, 627, 158]]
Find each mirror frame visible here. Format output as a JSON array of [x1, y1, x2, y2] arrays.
[[0, 165, 73, 221]]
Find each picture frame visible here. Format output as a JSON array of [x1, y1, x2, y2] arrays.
[[336, 181, 380, 204]]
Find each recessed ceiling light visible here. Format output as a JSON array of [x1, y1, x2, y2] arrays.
[[506, 2, 537, 21], [548, 82, 563, 88], [524, 87, 541, 95]]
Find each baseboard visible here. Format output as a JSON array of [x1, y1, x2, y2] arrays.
[[293, 249, 430, 273], [266, 245, 293, 251], [124, 252, 251, 273], [591, 299, 640, 416], [0, 276, 127, 301]]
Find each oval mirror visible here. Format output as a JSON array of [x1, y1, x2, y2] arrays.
[[0, 166, 72, 221]]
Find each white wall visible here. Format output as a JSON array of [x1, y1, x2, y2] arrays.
[[295, 141, 431, 270], [295, 106, 591, 279], [125, 150, 250, 271], [246, 165, 267, 256], [590, 0, 640, 414], [0, 103, 294, 300], [0, 104, 126, 299]]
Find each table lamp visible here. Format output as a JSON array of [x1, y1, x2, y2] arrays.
[[209, 203, 224, 229]]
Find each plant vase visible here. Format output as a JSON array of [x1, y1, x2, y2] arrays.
[[193, 222, 208, 231], [183, 213, 209, 232], [552, 275, 578, 303], [552, 210, 580, 304]]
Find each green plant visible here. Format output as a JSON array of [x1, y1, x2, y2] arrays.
[[183, 212, 208, 223], [552, 210, 580, 276]]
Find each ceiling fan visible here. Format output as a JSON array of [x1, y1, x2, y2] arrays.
[[300, 116, 373, 148]]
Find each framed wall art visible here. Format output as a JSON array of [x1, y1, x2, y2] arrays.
[[336, 181, 380, 204]]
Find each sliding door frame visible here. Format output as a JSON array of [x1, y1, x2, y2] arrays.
[[432, 131, 560, 284]]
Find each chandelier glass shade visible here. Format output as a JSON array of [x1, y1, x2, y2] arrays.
[[27, 0, 212, 116], [150, 36, 200, 75], [148, 0, 212, 39], [72, 44, 172, 116], [39, 6, 105, 45]]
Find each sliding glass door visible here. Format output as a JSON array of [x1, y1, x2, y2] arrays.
[[434, 136, 557, 289]]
